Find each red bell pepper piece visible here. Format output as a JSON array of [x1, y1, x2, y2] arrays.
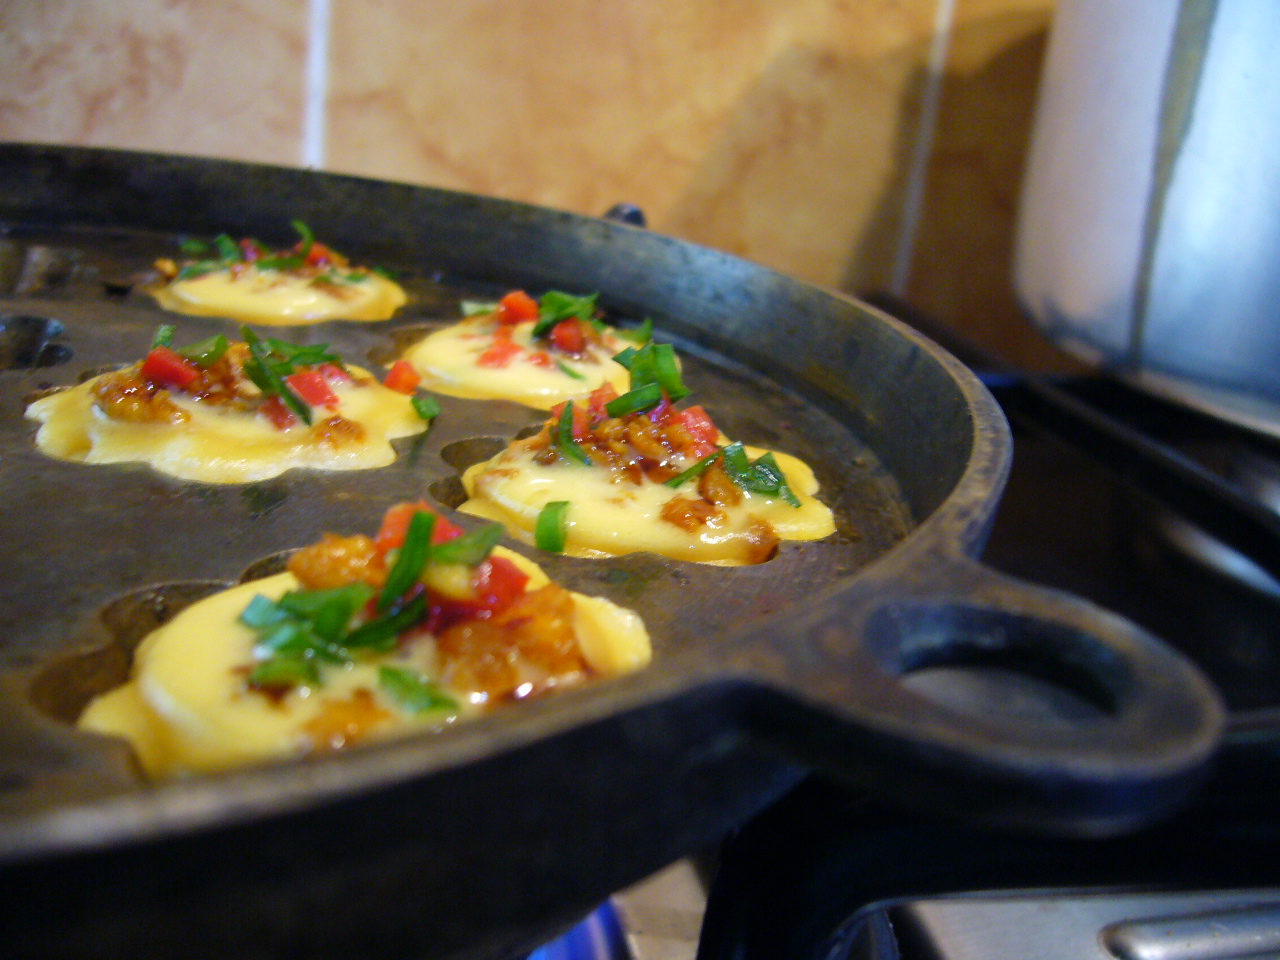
[[285, 369, 340, 409], [383, 359, 421, 394], [496, 290, 539, 325], [140, 347, 201, 391], [586, 383, 619, 422], [432, 555, 529, 623], [549, 318, 586, 354], [259, 394, 298, 430], [374, 501, 464, 557], [477, 338, 523, 368], [526, 350, 553, 368], [675, 405, 719, 457]]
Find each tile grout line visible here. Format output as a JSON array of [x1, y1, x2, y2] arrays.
[[890, 0, 955, 296], [302, 0, 332, 169]]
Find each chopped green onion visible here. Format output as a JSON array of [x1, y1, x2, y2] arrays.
[[240, 593, 292, 629], [612, 346, 638, 370], [240, 325, 316, 425], [533, 290, 599, 338], [178, 237, 208, 255], [152, 324, 175, 349], [174, 261, 224, 281], [433, 522, 504, 567], [745, 452, 802, 507], [535, 501, 571, 553], [249, 656, 320, 689], [555, 400, 592, 465], [616, 318, 653, 345], [278, 583, 374, 641], [664, 448, 724, 488], [556, 360, 587, 381], [605, 383, 663, 418], [176, 333, 229, 367], [213, 233, 240, 262], [461, 299, 500, 316], [290, 219, 315, 260], [264, 338, 341, 368], [380, 510, 436, 611], [411, 394, 442, 421], [719, 442, 752, 485], [652, 343, 688, 400], [344, 594, 427, 651], [379, 666, 459, 713]]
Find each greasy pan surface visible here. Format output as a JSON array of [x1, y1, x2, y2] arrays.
[[0, 145, 1223, 960]]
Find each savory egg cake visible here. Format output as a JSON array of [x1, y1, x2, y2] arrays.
[[78, 502, 650, 778], [149, 221, 406, 325], [25, 327, 436, 483], [460, 343, 835, 565], [398, 289, 644, 409]]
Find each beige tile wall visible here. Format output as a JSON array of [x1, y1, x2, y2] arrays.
[[0, 0, 1068, 369]]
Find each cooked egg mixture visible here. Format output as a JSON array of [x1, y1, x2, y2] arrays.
[[78, 550, 650, 778], [25, 365, 426, 483], [461, 444, 836, 565], [400, 317, 633, 409], [150, 268, 407, 325]]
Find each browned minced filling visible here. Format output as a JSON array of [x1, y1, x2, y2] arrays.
[[522, 409, 780, 562], [286, 533, 595, 706], [89, 342, 368, 445]]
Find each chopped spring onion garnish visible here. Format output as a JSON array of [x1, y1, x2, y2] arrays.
[[380, 510, 436, 611], [411, 394, 442, 421], [609, 342, 690, 412], [535, 501, 571, 553], [176, 333, 229, 367], [664, 442, 802, 506], [379, 666, 459, 713], [555, 400, 592, 465], [433, 521, 505, 567], [344, 594, 428, 652], [663, 448, 725, 488], [248, 656, 320, 689], [461, 299, 500, 316], [152, 324, 175, 348], [213, 233, 240, 262], [255, 220, 315, 271], [241, 326, 314, 425], [178, 237, 208, 256], [616, 317, 653, 345], [533, 290, 599, 338], [605, 383, 663, 418], [556, 359, 587, 380]]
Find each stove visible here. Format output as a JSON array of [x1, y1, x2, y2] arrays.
[[594, 295, 1280, 960]]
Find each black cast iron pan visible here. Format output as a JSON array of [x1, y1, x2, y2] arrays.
[[0, 144, 1224, 960]]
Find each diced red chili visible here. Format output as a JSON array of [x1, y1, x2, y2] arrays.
[[383, 359, 421, 394], [140, 347, 201, 391], [477, 338, 523, 368], [304, 242, 334, 267], [285, 369, 340, 409], [259, 394, 298, 430], [318, 362, 352, 384], [434, 555, 529, 622], [374, 501, 463, 556], [586, 383, 619, 422], [496, 290, 539, 325], [675, 405, 719, 457], [549, 318, 585, 354], [549, 399, 591, 441], [527, 350, 553, 368]]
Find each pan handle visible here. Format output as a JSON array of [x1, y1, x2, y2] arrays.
[[732, 552, 1227, 836]]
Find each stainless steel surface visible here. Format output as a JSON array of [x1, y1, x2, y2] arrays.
[[887, 888, 1280, 960], [1016, 0, 1280, 431]]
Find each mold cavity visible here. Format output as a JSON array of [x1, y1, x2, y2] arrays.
[[28, 582, 229, 724], [239, 551, 293, 582], [0, 241, 79, 295], [0, 315, 71, 370], [864, 602, 1129, 722], [431, 476, 468, 509], [513, 422, 544, 441], [368, 323, 435, 366], [441, 436, 507, 471]]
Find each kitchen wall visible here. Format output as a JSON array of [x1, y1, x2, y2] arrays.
[[0, 0, 1068, 368]]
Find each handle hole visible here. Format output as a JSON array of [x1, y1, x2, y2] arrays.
[[866, 603, 1131, 723]]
